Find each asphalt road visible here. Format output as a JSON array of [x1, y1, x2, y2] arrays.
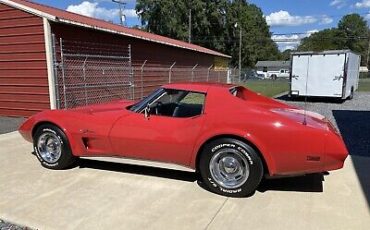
[[0, 117, 24, 135], [0, 92, 369, 230]]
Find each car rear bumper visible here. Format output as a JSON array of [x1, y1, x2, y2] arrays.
[[323, 132, 349, 171]]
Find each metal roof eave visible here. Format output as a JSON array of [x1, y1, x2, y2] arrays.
[[57, 18, 232, 59], [1, 0, 56, 20], [0, 0, 231, 59]]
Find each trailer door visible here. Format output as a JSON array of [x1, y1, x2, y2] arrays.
[[291, 55, 310, 96], [306, 54, 345, 97]]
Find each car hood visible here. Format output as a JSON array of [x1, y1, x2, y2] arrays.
[[70, 100, 136, 114]]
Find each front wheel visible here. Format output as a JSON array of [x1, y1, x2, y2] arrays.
[[33, 124, 77, 170], [199, 138, 264, 197]]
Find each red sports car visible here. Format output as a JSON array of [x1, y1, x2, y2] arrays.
[[19, 83, 348, 197]]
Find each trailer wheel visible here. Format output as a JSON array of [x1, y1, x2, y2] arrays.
[[349, 87, 354, 100]]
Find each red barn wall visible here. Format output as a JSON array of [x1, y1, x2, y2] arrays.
[[51, 23, 216, 67], [0, 3, 49, 117]]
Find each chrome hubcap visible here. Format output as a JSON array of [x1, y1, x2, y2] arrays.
[[210, 149, 249, 189], [37, 132, 62, 164]]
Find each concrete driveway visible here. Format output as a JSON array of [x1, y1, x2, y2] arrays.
[[0, 131, 369, 230]]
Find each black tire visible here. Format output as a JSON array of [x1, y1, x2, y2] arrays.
[[349, 87, 354, 100], [33, 124, 76, 170], [199, 138, 264, 197]]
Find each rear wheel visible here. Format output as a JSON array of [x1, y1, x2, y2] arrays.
[[199, 138, 264, 197], [33, 124, 76, 170], [349, 87, 354, 100]]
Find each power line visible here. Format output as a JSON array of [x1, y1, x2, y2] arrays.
[[112, 0, 126, 26]]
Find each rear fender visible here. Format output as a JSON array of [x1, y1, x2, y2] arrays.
[[190, 129, 276, 176]]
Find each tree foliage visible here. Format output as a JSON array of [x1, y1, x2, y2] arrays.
[[298, 14, 369, 65], [298, 29, 346, 51], [136, 0, 279, 67]]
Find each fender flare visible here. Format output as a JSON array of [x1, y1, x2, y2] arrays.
[[190, 131, 277, 176]]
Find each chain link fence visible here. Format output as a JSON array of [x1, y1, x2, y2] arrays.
[[53, 38, 133, 109], [133, 61, 227, 100], [53, 38, 228, 109]]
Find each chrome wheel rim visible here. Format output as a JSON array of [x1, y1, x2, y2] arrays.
[[37, 132, 62, 164], [209, 149, 250, 189]]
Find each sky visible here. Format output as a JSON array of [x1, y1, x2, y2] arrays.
[[32, 0, 370, 50]]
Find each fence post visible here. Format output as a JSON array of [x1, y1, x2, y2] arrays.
[[51, 34, 60, 109], [191, 63, 198, 82], [227, 68, 231, 84], [207, 65, 213, 82], [140, 60, 147, 99], [169, 62, 176, 83], [59, 38, 67, 109], [127, 44, 134, 100], [82, 56, 88, 106], [233, 67, 237, 83]]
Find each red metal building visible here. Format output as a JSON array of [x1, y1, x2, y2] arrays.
[[0, 0, 230, 117]]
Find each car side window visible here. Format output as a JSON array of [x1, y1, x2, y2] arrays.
[[173, 92, 205, 118], [150, 90, 205, 118]]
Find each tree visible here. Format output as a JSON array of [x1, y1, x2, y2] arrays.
[[298, 14, 370, 66], [338, 14, 368, 65], [298, 29, 346, 51], [225, 0, 280, 67], [136, 0, 228, 51], [136, 0, 280, 67], [281, 49, 293, 61]]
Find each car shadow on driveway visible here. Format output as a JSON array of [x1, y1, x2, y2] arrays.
[[333, 110, 370, 209], [78, 158, 325, 194], [78, 159, 197, 182], [258, 173, 324, 193]]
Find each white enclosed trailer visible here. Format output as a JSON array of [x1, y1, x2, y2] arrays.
[[290, 50, 360, 99]]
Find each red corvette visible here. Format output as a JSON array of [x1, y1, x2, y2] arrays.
[[19, 83, 348, 197]]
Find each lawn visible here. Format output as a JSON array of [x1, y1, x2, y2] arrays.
[[241, 78, 370, 97], [358, 78, 370, 92], [243, 79, 290, 97]]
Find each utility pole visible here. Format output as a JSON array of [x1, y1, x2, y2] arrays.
[[188, 9, 192, 43], [239, 25, 242, 82], [234, 22, 242, 82], [367, 37, 370, 69], [112, 0, 126, 26]]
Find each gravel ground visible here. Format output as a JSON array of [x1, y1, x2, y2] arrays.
[[0, 219, 32, 230], [0, 117, 24, 135], [276, 92, 370, 157]]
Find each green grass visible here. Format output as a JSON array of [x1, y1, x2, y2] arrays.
[[358, 78, 370, 92], [243, 79, 290, 97]]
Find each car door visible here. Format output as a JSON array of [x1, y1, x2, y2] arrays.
[[109, 112, 205, 166], [109, 90, 206, 166]]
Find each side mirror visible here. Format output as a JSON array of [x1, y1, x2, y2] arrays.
[[144, 104, 151, 119]]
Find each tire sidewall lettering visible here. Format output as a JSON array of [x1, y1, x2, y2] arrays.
[[211, 143, 254, 165], [208, 142, 255, 195]]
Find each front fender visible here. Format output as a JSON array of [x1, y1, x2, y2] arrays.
[[25, 110, 87, 156]]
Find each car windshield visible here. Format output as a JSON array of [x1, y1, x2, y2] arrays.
[[129, 88, 164, 112]]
